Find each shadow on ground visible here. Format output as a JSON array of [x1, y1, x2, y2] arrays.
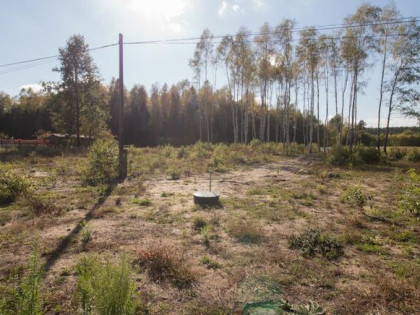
[[44, 183, 117, 272]]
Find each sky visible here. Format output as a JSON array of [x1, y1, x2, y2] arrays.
[[0, 0, 419, 127]]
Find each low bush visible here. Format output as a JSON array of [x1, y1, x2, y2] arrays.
[[288, 228, 344, 259], [0, 169, 31, 205], [404, 148, 420, 162], [341, 186, 372, 208], [354, 145, 382, 164], [389, 147, 407, 160], [399, 169, 420, 216], [135, 242, 197, 289], [83, 137, 119, 185], [17, 243, 44, 315], [76, 254, 137, 314], [326, 145, 351, 166]]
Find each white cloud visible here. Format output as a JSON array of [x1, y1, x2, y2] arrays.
[[19, 84, 43, 93], [102, 0, 191, 34], [218, 2, 242, 16], [218, 1, 227, 16], [252, 0, 264, 8], [167, 22, 184, 33]]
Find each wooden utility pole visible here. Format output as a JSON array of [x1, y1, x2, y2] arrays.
[[119, 33, 127, 179]]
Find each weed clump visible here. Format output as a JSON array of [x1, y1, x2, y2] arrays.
[[83, 137, 119, 185], [200, 256, 221, 269], [18, 243, 44, 315], [192, 216, 208, 231], [288, 228, 344, 259], [135, 242, 197, 289], [76, 254, 137, 314], [168, 168, 180, 180], [341, 186, 372, 208], [228, 221, 263, 244], [132, 198, 152, 207], [399, 169, 420, 216], [25, 195, 58, 217], [0, 169, 31, 205]]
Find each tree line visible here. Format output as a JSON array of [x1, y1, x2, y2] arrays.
[[0, 3, 419, 152]]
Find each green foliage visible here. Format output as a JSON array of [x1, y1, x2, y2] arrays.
[[76, 254, 136, 315], [168, 168, 180, 180], [341, 186, 372, 208], [83, 137, 119, 185], [200, 255, 221, 269], [132, 198, 152, 207], [326, 145, 351, 166], [399, 169, 420, 215], [81, 221, 92, 246], [0, 169, 31, 205], [354, 145, 382, 164], [389, 147, 407, 160], [288, 228, 344, 259], [192, 216, 208, 231], [17, 242, 44, 315], [327, 145, 385, 166], [177, 146, 188, 159], [404, 148, 420, 162]]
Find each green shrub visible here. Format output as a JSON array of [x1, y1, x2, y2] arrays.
[[399, 169, 420, 216], [326, 145, 350, 166], [83, 137, 119, 185], [76, 254, 136, 314], [354, 145, 382, 164], [389, 147, 407, 160], [177, 146, 188, 159], [341, 186, 372, 208], [288, 228, 343, 259], [404, 148, 420, 162], [0, 169, 31, 205], [18, 243, 44, 315]]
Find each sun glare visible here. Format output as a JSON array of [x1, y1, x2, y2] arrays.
[[126, 0, 188, 21]]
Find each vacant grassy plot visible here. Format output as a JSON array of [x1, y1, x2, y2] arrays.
[[0, 143, 419, 314]]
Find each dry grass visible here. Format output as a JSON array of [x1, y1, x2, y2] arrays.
[[135, 241, 198, 289], [0, 145, 419, 313]]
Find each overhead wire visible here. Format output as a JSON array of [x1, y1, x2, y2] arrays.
[[0, 15, 418, 75]]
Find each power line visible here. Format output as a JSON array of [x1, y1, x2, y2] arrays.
[[0, 43, 118, 69], [125, 16, 420, 46], [0, 15, 418, 74]]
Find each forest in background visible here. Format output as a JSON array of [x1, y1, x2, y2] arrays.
[[0, 3, 419, 151]]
